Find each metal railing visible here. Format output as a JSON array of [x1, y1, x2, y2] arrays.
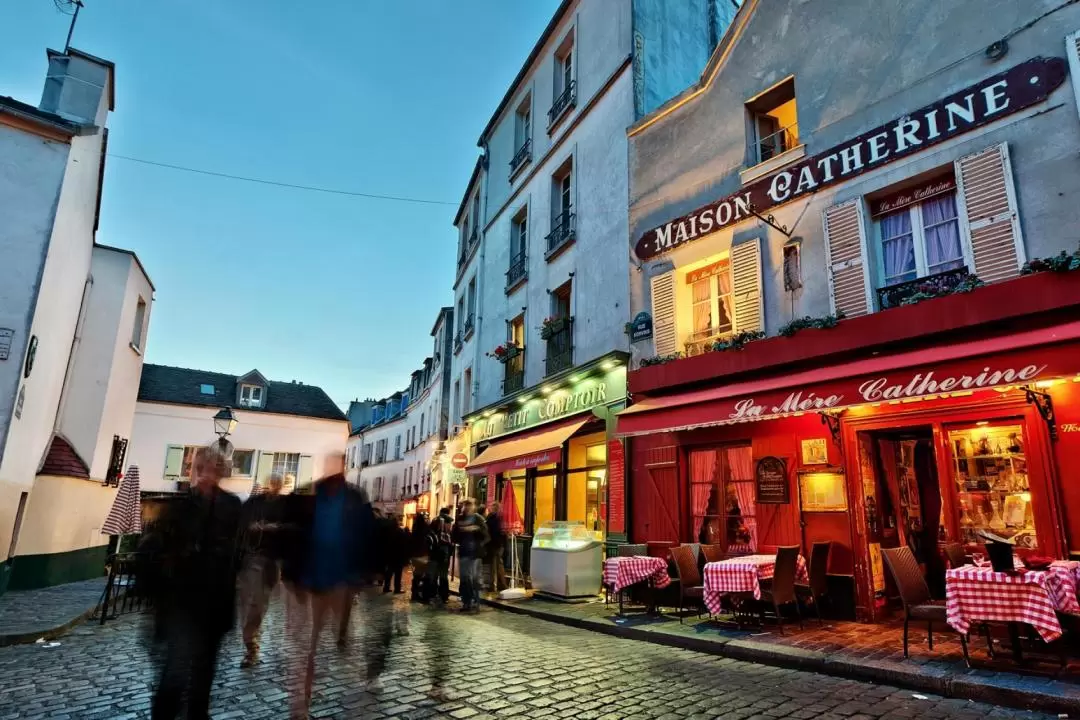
[[545, 317, 574, 376], [548, 80, 577, 126], [506, 250, 527, 287], [877, 267, 970, 310], [454, 334, 463, 354], [503, 350, 526, 395], [463, 316, 475, 337], [757, 123, 799, 162], [510, 138, 531, 175], [545, 210, 576, 257]]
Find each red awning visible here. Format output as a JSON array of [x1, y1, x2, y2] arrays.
[[617, 320, 1080, 437], [467, 418, 591, 475]]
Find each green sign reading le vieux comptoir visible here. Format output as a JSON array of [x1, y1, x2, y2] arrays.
[[470, 369, 627, 442]]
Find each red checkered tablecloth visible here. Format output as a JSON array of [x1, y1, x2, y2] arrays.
[[703, 553, 808, 615], [603, 556, 671, 593], [945, 565, 1075, 642]]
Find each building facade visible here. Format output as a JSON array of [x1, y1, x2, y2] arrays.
[[352, 392, 407, 514], [130, 365, 348, 498], [619, 0, 1080, 621], [0, 49, 158, 592], [448, 0, 731, 560]]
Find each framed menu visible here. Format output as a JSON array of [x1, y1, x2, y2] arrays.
[[755, 456, 790, 504]]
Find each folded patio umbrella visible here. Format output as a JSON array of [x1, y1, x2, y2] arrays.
[[102, 465, 142, 536], [500, 480, 527, 599]]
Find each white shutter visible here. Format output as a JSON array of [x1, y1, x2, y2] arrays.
[[255, 452, 274, 486], [955, 143, 1024, 283], [822, 199, 872, 317], [731, 238, 764, 333], [298, 454, 314, 491], [1066, 31, 1080, 122], [649, 270, 677, 356], [163, 445, 184, 480]]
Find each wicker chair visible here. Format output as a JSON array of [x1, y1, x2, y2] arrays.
[[701, 544, 725, 564], [618, 543, 648, 557], [670, 545, 705, 624], [882, 545, 969, 662], [795, 541, 831, 624], [943, 542, 968, 570], [759, 545, 803, 635]]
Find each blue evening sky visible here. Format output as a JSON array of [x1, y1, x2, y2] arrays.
[[0, 0, 559, 408]]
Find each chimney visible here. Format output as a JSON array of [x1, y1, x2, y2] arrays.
[[39, 48, 114, 126]]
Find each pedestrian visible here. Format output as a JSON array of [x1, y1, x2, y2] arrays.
[[381, 514, 408, 594], [453, 498, 488, 611], [485, 500, 507, 593], [410, 513, 432, 602], [427, 507, 454, 605], [140, 441, 242, 720], [281, 472, 375, 720], [238, 472, 285, 668]]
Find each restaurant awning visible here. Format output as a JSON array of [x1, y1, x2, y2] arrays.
[[467, 417, 591, 476], [616, 320, 1080, 437]]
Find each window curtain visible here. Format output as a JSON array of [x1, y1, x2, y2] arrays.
[[881, 211, 915, 283], [689, 450, 717, 542], [726, 446, 758, 553], [921, 194, 963, 272], [717, 271, 733, 329], [692, 279, 712, 333]]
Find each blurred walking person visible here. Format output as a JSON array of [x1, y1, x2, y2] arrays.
[[380, 514, 409, 594], [453, 498, 488, 612], [282, 472, 374, 720], [238, 472, 285, 668], [428, 507, 454, 605], [485, 501, 507, 593], [409, 513, 432, 602], [140, 442, 242, 720]]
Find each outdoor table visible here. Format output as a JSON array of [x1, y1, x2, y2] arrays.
[[945, 561, 1080, 658], [603, 555, 671, 615], [703, 553, 809, 616]]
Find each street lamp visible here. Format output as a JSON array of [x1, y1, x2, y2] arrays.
[[213, 407, 237, 439]]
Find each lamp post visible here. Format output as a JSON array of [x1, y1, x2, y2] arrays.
[[213, 407, 237, 453]]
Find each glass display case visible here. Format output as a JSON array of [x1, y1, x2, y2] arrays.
[[949, 422, 1037, 549], [530, 521, 602, 598]]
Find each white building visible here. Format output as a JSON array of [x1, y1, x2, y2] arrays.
[[0, 48, 157, 592], [351, 393, 407, 514], [129, 365, 348, 498]]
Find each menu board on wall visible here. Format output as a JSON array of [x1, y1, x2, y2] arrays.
[[755, 456, 790, 504], [607, 439, 626, 534]]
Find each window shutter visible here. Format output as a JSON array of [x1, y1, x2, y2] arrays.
[[163, 445, 184, 480], [731, 238, 764, 333], [298, 454, 314, 491], [954, 143, 1024, 283], [255, 452, 274, 487], [822, 199, 872, 317], [649, 270, 677, 356], [1066, 31, 1080, 121]]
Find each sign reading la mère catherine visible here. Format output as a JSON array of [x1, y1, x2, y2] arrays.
[[634, 57, 1067, 261]]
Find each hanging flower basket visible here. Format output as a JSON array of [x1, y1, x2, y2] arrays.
[[539, 315, 569, 340], [487, 343, 522, 363]]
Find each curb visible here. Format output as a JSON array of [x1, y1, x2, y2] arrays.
[[0, 606, 97, 648], [485, 598, 1080, 717]]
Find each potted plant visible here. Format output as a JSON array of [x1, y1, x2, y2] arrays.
[[487, 343, 521, 363], [540, 315, 569, 339]]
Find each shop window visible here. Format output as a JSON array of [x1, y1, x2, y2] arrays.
[[686, 259, 733, 355], [507, 470, 527, 531], [533, 472, 556, 534], [689, 445, 757, 552], [950, 422, 1035, 548], [566, 440, 608, 538], [877, 189, 965, 287]]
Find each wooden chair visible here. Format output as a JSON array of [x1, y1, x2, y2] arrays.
[[943, 542, 968, 570], [881, 546, 969, 663], [796, 541, 831, 624], [701, 544, 726, 564], [759, 545, 803, 635], [670, 545, 705, 624]]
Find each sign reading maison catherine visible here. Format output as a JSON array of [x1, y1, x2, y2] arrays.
[[634, 57, 1067, 261], [471, 371, 627, 442]]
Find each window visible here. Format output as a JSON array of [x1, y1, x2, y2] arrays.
[[547, 160, 575, 256], [466, 278, 476, 332], [546, 281, 573, 375], [232, 449, 255, 477], [515, 99, 531, 151], [549, 32, 576, 127], [394, 434, 402, 460], [747, 78, 799, 164], [199, 384, 215, 395], [272, 453, 301, 487], [689, 446, 757, 553], [456, 298, 465, 337], [362, 443, 372, 463], [552, 280, 572, 319], [179, 445, 202, 480], [688, 259, 733, 347], [420, 413, 425, 439], [453, 379, 461, 424], [240, 384, 263, 408], [878, 191, 964, 286], [462, 368, 472, 416], [131, 297, 147, 351], [471, 194, 481, 240], [508, 208, 528, 288]]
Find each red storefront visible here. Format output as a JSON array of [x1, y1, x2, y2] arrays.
[[618, 272, 1080, 621]]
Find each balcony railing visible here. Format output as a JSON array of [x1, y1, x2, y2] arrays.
[[453, 334, 463, 354], [468, 227, 478, 247], [756, 122, 799, 163], [463, 316, 475, 338], [506, 250, 527, 288], [545, 316, 574, 376], [876, 266, 970, 310], [548, 80, 577, 127], [503, 351, 525, 395], [545, 210, 576, 258], [510, 138, 532, 176]]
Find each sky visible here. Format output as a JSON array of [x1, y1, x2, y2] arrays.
[[0, 0, 561, 409]]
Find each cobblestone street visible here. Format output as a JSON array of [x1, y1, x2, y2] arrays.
[[0, 593, 1055, 720]]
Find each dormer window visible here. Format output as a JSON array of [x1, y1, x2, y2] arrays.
[[240, 384, 263, 408]]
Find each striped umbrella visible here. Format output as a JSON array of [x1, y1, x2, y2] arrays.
[[102, 465, 142, 536]]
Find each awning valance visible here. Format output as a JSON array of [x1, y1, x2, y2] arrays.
[[616, 321, 1080, 437], [467, 418, 591, 476]]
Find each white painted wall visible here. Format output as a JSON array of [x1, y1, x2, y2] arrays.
[[14, 475, 114, 556], [356, 413, 407, 502], [128, 402, 348, 497]]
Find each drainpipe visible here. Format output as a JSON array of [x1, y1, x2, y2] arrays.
[[53, 273, 94, 433], [471, 145, 490, 413]]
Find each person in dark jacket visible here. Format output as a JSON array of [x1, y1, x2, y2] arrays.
[[427, 507, 454, 604], [453, 499, 488, 611], [237, 472, 286, 668], [485, 501, 507, 593], [141, 442, 242, 720], [380, 514, 409, 593]]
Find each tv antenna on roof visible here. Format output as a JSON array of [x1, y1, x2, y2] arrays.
[[54, 0, 84, 53]]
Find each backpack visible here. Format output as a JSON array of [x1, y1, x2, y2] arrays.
[[431, 516, 453, 548]]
